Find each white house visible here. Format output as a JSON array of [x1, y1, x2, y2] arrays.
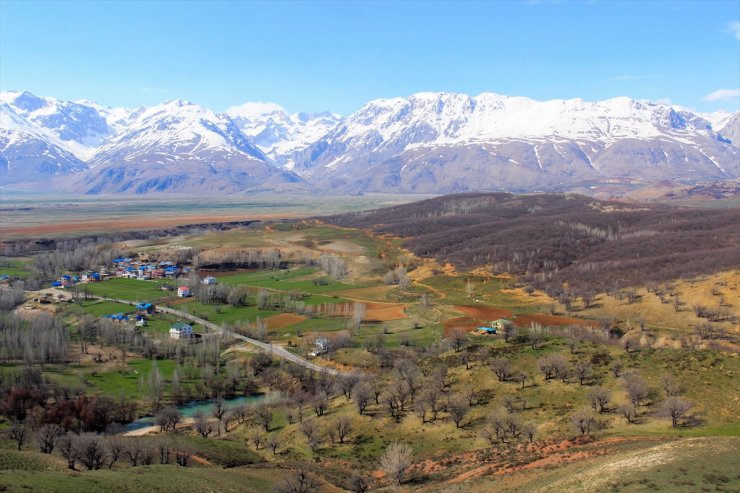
[[169, 321, 193, 339], [202, 276, 217, 285], [177, 286, 191, 297]]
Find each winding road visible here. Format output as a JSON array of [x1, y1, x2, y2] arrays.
[[81, 294, 342, 375]]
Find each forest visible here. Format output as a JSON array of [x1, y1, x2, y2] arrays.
[[324, 193, 740, 296]]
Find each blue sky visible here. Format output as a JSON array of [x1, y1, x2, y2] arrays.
[[1, 0, 739, 115]]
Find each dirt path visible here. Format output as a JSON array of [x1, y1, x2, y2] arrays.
[[88, 295, 344, 375]]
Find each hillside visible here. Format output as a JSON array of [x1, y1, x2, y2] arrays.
[[324, 193, 740, 295]]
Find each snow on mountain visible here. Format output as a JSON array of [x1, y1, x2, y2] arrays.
[[79, 100, 308, 194], [0, 103, 88, 184], [226, 102, 341, 168], [0, 91, 128, 160], [90, 99, 266, 166], [295, 92, 737, 193]]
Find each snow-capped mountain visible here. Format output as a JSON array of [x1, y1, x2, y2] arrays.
[[0, 91, 129, 160], [226, 102, 341, 168], [80, 99, 305, 193], [0, 90, 738, 194], [0, 103, 88, 184], [295, 92, 739, 193]]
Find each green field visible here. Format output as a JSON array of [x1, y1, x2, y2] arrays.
[[84, 278, 172, 302]]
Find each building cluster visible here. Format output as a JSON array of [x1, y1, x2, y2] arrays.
[[49, 256, 191, 288]]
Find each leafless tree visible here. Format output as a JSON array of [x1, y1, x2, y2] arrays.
[[193, 410, 213, 438], [249, 428, 265, 450], [106, 436, 125, 468], [350, 474, 370, 493], [626, 374, 652, 408], [574, 360, 593, 385], [36, 423, 61, 454], [380, 441, 413, 485], [354, 382, 372, 415], [447, 393, 470, 428], [255, 405, 274, 432], [663, 397, 692, 428], [276, 467, 318, 493], [448, 327, 469, 352], [8, 420, 26, 451], [588, 387, 611, 413], [336, 415, 353, 444], [58, 433, 77, 470], [660, 374, 684, 397], [267, 432, 282, 454], [301, 420, 321, 453], [618, 404, 637, 424], [571, 408, 596, 436], [156, 407, 182, 432], [491, 357, 513, 382], [611, 361, 623, 378], [340, 372, 361, 400]]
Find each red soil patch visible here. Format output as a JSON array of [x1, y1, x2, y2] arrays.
[[265, 313, 306, 330], [443, 316, 481, 337], [455, 305, 514, 321], [363, 302, 408, 322], [512, 313, 597, 328]]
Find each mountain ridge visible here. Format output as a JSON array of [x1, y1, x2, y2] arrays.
[[1, 90, 738, 194]]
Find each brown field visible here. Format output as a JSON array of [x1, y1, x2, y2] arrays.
[[363, 302, 408, 322], [443, 316, 481, 337], [0, 213, 300, 238], [454, 305, 514, 321], [329, 285, 395, 302], [264, 313, 307, 330], [512, 313, 597, 328]]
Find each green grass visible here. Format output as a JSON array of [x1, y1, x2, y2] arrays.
[[178, 301, 280, 326], [84, 278, 172, 302], [218, 267, 357, 293], [69, 300, 135, 317], [0, 258, 33, 278], [0, 465, 280, 493]]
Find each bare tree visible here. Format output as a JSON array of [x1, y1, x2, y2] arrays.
[[255, 405, 274, 432], [106, 436, 125, 469], [212, 397, 227, 436], [156, 407, 182, 432], [267, 432, 282, 455], [660, 374, 684, 397], [618, 404, 637, 424], [491, 357, 513, 382], [588, 387, 611, 413], [36, 423, 61, 454], [74, 433, 106, 470], [193, 410, 213, 438], [448, 327, 469, 352], [354, 382, 372, 415], [571, 408, 596, 436], [58, 433, 77, 470], [574, 360, 593, 385], [8, 420, 26, 451], [336, 415, 352, 444], [626, 374, 652, 408], [447, 393, 470, 428], [380, 441, 413, 485], [277, 467, 318, 493], [663, 397, 692, 428], [350, 474, 370, 493], [301, 420, 321, 453], [249, 428, 265, 450], [611, 361, 623, 378]]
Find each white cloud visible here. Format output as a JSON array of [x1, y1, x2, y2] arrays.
[[703, 88, 740, 102], [729, 21, 740, 40]]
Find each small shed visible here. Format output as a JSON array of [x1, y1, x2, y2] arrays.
[[202, 276, 217, 285], [491, 318, 514, 331], [177, 286, 191, 297], [136, 303, 154, 314]]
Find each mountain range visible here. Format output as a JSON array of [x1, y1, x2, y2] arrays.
[[1, 90, 738, 194]]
